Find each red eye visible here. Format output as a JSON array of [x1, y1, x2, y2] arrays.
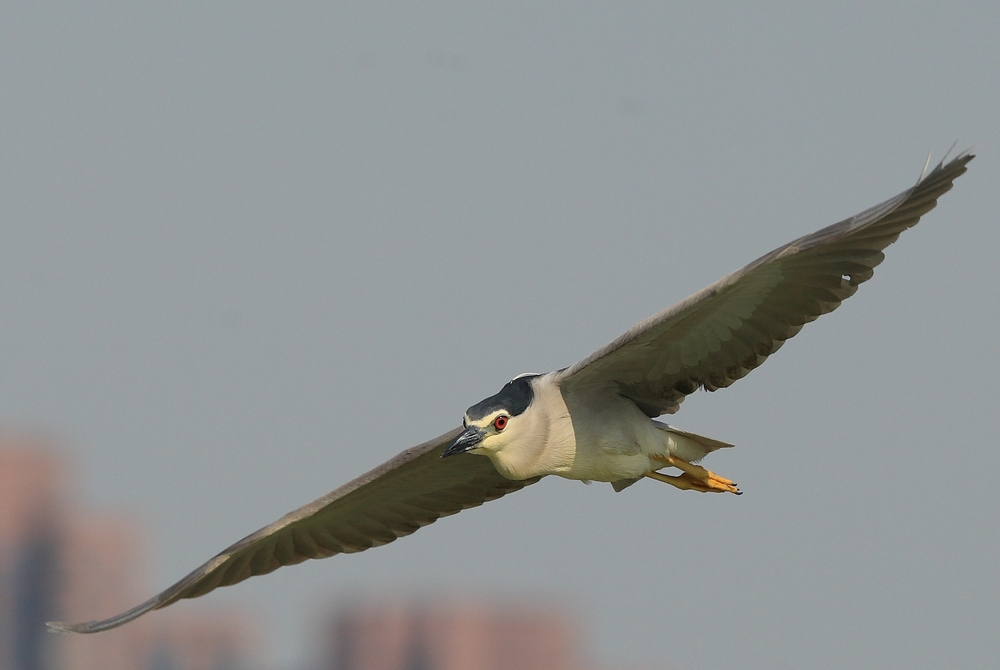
[[493, 415, 508, 431]]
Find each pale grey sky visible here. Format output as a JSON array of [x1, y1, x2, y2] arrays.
[[2, 4, 998, 669]]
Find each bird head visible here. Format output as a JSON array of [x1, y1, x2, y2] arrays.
[[442, 373, 540, 458]]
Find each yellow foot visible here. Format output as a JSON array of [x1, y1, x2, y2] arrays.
[[648, 454, 742, 494]]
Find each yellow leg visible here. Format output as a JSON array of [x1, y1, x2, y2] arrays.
[[649, 454, 741, 494], [645, 471, 719, 493]]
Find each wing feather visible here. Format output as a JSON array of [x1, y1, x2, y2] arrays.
[[47, 428, 539, 634], [558, 152, 972, 412]]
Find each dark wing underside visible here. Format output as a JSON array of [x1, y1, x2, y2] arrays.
[[48, 429, 539, 633], [558, 153, 973, 414]]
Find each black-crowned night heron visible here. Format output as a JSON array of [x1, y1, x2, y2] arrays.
[[49, 151, 973, 634]]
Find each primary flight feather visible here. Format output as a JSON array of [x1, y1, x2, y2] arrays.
[[49, 151, 972, 634]]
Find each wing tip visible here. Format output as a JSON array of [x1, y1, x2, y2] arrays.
[[45, 592, 166, 634], [920, 144, 975, 183], [46, 620, 98, 634]]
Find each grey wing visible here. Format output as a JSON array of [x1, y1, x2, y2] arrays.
[[557, 152, 973, 415], [47, 428, 540, 634]]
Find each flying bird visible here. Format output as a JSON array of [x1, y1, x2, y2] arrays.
[[49, 151, 973, 634]]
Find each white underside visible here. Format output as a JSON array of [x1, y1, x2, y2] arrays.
[[473, 373, 733, 482]]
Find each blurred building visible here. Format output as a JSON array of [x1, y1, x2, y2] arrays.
[[0, 434, 261, 670], [0, 438, 65, 670], [323, 597, 588, 670], [52, 513, 155, 670], [147, 610, 260, 670]]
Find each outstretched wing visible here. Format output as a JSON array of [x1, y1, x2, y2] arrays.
[[558, 152, 973, 415], [48, 428, 540, 633]]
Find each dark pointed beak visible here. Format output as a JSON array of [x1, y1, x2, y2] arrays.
[[441, 425, 486, 457]]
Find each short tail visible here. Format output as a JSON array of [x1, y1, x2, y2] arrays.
[[654, 422, 733, 462]]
